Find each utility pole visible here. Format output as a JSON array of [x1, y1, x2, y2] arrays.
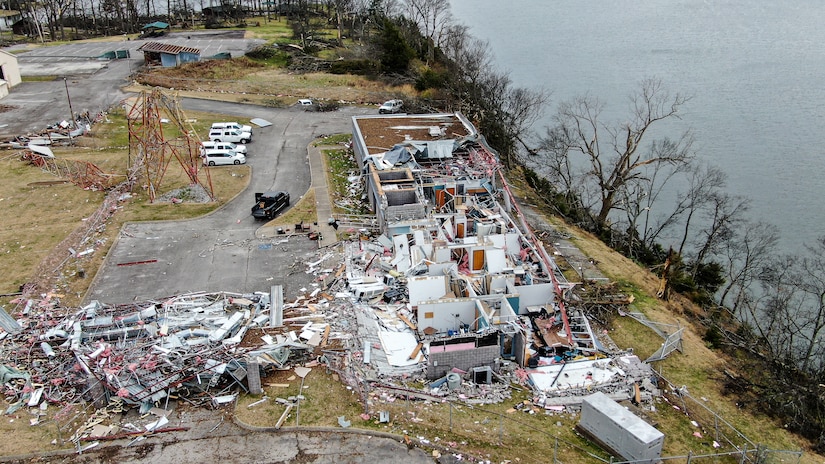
[[63, 77, 76, 129]]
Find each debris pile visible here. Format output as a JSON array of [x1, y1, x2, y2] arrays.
[[0, 291, 322, 441]]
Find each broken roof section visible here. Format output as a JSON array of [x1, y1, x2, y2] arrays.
[[138, 41, 200, 56]]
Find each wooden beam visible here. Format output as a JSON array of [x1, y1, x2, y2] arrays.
[[409, 342, 423, 360], [275, 404, 293, 429], [398, 314, 417, 330], [321, 325, 330, 347]]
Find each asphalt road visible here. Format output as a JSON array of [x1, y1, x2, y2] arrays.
[[85, 100, 371, 304], [0, 32, 374, 303]]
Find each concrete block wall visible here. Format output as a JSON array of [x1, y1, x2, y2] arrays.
[[427, 344, 499, 379], [387, 204, 426, 221]]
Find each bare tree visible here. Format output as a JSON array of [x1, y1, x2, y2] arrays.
[[689, 189, 748, 277], [793, 237, 825, 372], [628, 154, 689, 256], [42, 0, 73, 40], [324, 0, 352, 44], [439, 33, 547, 166], [537, 78, 694, 231], [403, 0, 452, 63], [740, 238, 825, 374], [718, 221, 779, 314]]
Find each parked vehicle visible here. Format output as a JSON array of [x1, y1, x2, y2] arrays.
[[211, 122, 253, 134], [208, 128, 252, 144], [378, 99, 404, 114], [203, 151, 246, 166], [297, 99, 318, 111], [201, 140, 247, 155], [251, 191, 290, 220]]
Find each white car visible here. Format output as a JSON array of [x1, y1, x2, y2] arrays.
[[211, 122, 253, 134], [297, 99, 317, 111], [379, 99, 404, 114], [209, 128, 252, 144], [201, 140, 247, 155], [203, 151, 246, 166]]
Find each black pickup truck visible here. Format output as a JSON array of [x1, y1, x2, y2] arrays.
[[251, 191, 290, 220]]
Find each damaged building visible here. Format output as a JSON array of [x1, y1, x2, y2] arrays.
[[346, 112, 658, 402]]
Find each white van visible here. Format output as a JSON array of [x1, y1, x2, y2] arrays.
[[201, 140, 247, 155], [203, 151, 246, 166], [208, 128, 252, 144], [211, 122, 253, 134]]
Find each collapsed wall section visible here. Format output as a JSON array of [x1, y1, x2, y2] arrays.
[[427, 333, 499, 379]]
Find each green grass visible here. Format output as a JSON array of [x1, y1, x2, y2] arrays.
[[324, 146, 369, 216], [244, 16, 297, 44], [313, 133, 352, 146]]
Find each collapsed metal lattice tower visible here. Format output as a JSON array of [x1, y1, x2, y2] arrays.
[[22, 151, 119, 191], [127, 88, 214, 202]]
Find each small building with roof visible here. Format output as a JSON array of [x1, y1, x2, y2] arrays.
[[0, 10, 22, 31], [138, 42, 201, 67]]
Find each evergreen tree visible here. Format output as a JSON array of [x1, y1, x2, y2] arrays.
[[379, 19, 415, 73]]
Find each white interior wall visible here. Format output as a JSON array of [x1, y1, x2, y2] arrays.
[[408, 275, 449, 304], [416, 299, 477, 333]]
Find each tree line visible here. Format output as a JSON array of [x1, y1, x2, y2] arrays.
[[369, 0, 825, 451]]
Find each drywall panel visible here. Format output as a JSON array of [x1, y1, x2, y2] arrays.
[[392, 234, 411, 272], [408, 275, 448, 304], [441, 216, 454, 241], [427, 262, 456, 276], [488, 274, 509, 293], [513, 283, 556, 313], [485, 248, 507, 273], [505, 233, 521, 256], [378, 330, 422, 366], [487, 233, 506, 248], [414, 229, 427, 246], [433, 245, 451, 263]]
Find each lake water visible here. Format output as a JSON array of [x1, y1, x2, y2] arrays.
[[451, 0, 825, 254]]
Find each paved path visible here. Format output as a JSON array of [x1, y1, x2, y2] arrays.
[[257, 143, 341, 248]]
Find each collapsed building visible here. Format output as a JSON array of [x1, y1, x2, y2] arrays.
[[345, 113, 659, 406]]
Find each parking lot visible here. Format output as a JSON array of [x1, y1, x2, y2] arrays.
[[0, 34, 376, 304], [0, 31, 265, 138], [85, 99, 371, 304]]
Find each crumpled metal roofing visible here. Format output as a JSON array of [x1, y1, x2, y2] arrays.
[[138, 41, 200, 56]]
